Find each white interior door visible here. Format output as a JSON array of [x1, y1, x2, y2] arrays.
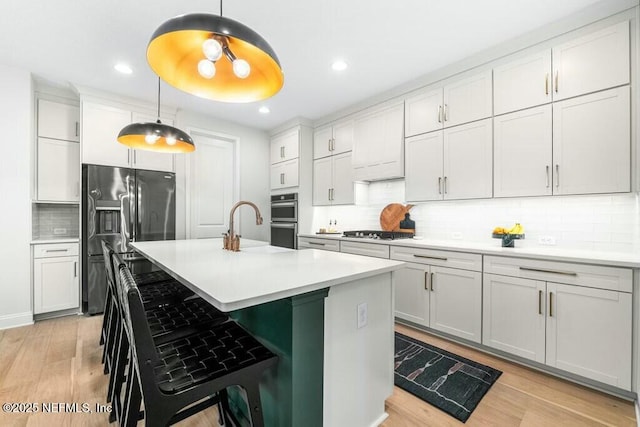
[[188, 131, 236, 239]]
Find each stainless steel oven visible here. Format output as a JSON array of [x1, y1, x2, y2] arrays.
[[270, 193, 297, 249]]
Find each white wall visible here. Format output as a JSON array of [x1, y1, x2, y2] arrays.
[[311, 181, 640, 253], [175, 110, 270, 242], [0, 64, 33, 328]]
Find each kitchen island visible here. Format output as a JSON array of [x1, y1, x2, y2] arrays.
[[131, 238, 405, 427]]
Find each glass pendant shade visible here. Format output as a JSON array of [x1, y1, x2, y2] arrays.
[[147, 13, 283, 102], [117, 121, 195, 153]]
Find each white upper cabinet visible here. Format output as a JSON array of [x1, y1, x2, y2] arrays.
[[37, 99, 80, 142], [405, 132, 443, 202], [270, 158, 299, 190], [552, 21, 629, 101], [81, 101, 133, 168], [313, 119, 353, 159], [494, 105, 552, 197], [313, 152, 354, 206], [552, 86, 630, 195], [352, 103, 404, 181], [37, 138, 80, 202], [404, 70, 492, 137], [270, 128, 299, 164], [130, 112, 175, 172], [443, 118, 493, 200], [493, 49, 552, 115]]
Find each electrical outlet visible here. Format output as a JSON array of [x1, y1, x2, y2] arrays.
[[357, 302, 368, 329], [538, 235, 557, 245], [451, 232, 463, 240], [53, 228, 67, 235]]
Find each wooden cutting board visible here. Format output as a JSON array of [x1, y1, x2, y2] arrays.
[[380, 203, 414, 231]]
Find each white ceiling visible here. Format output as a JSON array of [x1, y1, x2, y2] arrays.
[[0, 0, 618, 130]]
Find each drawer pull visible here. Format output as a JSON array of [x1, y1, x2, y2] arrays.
[[413, 254, 447, 261], [46, 249, 69, 253], [424, 272, 428, 291], [519, 266, 577, 276], [308, 242, 325, 246], [430, 272, 434, 291]]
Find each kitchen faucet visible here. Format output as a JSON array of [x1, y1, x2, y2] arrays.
[[223, 201, 263, 251]]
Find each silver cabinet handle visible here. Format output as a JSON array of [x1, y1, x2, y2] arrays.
[[75, 121, 79, 137], [328, 139, 332, 152], [74, 261, 78, 278], [555, 164, 559, 188], [549, 292, 554, 317], [438, 106, 442, 123], [328, 188, 331, 201], [413, 254, 448, 261], [443, 104, 448, 121], [538, 290, 542, 315], [430, 272, 434, 291], [309, 241, 326, 246], [424, 271, 429, 291], [554, 71, 559, 93], [545, 74, 549, 96], [331, 138, 335, 151], [545, 165, 550, 188], [519, 266, 577, 276], [46, 249, 68, 253], [133, 150, 137, 165], [331, 188, 334, 200], [438, 177, 442, 194], [127, 150, 130, 164], [280, 173, 284, 185], [443, 176, 448, 194]]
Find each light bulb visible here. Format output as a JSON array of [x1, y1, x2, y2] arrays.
[[233, 59, 250, 79], [198, 59, 216, 79], [145, 134, 159, 144], [166, 136, 177, 146], [202, 39, 223, 61]]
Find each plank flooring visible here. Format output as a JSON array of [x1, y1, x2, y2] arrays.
[[0, 316, 635, 426]]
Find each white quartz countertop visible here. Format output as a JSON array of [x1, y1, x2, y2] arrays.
[[131, 238, 405, 312], [299, 234, 640, 268]]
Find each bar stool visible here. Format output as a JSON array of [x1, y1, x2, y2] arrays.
[[117, 265, 277, 427]]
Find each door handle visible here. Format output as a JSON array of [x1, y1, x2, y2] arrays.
[[328, 188, 331, 201], [545, 166, 550, 188], [438, 177, 442, 194], [443, 104, 448, 121], [424, 271, 429, 291], [538, 290, 542, 315], [74, 261, 78, 278], [549, 292, 553, 317], [75, 121, 79, 137], [280, 173, 284, 185], [555, 164, 559, 188], [430, 272, 434, 291], [133, 150, 137, 165], [127, 150, 130, 164], [545, 73, 549, 96], [443, 176, 448, 194], [328, 139, 332, 152], [554, 71, 559, 93], [438, 106, 442, 123], [331, 138, 335, 151]]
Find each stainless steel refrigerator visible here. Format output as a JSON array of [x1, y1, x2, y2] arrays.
[[82, 164, 176, 314]]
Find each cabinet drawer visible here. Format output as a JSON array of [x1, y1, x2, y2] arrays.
[[340, 241, 390, 259], [33, 243, 79, 258], [298, 237, 340, 252], [484, 256, 632, 293], [390, 246, 481, 272]]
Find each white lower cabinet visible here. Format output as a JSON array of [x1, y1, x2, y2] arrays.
[[483, 257, 632, 390], [33, 243, 80, 315], [392, 247, 482, 343]]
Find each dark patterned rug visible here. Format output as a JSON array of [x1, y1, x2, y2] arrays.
[[394, 333, 502, 423]]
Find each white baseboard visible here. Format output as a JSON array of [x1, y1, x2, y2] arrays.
[[0, 311, 33, 330]]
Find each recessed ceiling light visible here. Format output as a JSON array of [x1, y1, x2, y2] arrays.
[[331, 60, 348, 72], [114, 63, 133, 75], [259, 106, 270, 114]]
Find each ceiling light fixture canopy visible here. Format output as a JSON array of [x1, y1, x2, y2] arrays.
[[147, 3, 283, 103], [117, 78, 195, 153]]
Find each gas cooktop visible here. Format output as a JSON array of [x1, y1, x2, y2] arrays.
[[342, 230, 415, 240]]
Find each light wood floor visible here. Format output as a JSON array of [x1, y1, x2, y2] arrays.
[[0, 315, 635, 426]]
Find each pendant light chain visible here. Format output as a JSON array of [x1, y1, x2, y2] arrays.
[[220, 0, 223, 17]]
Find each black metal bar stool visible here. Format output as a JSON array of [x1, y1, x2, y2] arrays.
[[117, 265, 278, 427]]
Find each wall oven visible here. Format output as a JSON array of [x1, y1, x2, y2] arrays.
[[270, 193, 298, 249]]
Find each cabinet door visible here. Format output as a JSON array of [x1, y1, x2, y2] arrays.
[[82, 102, 132, 167], [552, 21, 629, 101], [404, 88, 443, 137], [33, 256, 79, 314], [313, 125, 333, 159], [130, 113, 175, 172], [405, 132, 443, 201], [353, 108, 384, 177], [271, 159, 299, 190], [482, 274, 546, 363], [313, 156, 332, 205], [429, 266, 482, 343], [493, 49, 552, 115], [271, 129, 299, 164], [546, 282, 632, 390], [494, 105, 552, 197], [332, 119, 354, 155], [393, 263, 429, 326], [443, 70, 492, 128], [331, 152, 354, 205], [38, 99, 80, 142], [443, 118, 493, 200], [552, 87, 630, 195], [37, 138, 80, 202]]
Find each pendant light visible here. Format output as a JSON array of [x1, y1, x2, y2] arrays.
[[146, 0, 283, 103], [117, 78, 195, 153]]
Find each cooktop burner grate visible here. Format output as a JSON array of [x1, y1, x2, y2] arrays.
[[342, 230, 415, 240]]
